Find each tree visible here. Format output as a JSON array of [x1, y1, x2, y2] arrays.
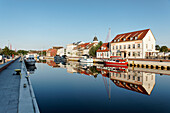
[[155, 45, 160, 50], [2, 46, 11, 56], [17, 50, 29, 55], [160, 46, 168, 52], [89, 41, 103, 57], [2, 46, 18, 56]]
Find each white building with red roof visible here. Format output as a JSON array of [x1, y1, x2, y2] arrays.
[[96, 43, 110, 58], [110, 29, 158, 59], [67, 36, 99, 57]]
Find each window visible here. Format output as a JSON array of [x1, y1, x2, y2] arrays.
[[112, 52, 114, 56], [146, 76, 148, 81], [123, 38, 126, 41], [128, 52, 131, 56], [124, 75, 126, 78], [146, 44, 148, 49], [149, 36, 151, 41], [128, 75, 131, 79], [138, 52, 140, 56], [128, 45, 131, 49], [116, 46, 118, 49], [120, 45, 122, 49], [130, 37, 133, 40], [113, 46, 114, 50], [138, 44, 140, 48], [118, 39, 120, 42], [152, 44, 153, 49], [133, 44, 135, 49], [133, 52, 136, 56], [124, 45, 126, 49], [135, 36, 138, 40], [138, 77, 140, 81], [151, 75, 153, 80], [133, 76, 135, 80], [114, 40, 116, 42]]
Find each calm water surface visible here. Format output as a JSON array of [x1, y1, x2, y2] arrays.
[[28, 60, 170, 113]]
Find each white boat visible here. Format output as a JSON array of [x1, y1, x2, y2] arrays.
[[25, 55, 36, 65], [80, 56, 93, 63], [39, 56, 45, 60]]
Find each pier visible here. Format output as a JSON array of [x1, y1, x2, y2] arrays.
[[0, 57, 40, 113]]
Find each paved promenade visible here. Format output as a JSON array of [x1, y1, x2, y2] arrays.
[[0, 59, 21, 113]]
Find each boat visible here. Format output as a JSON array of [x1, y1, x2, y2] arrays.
[[39, 56, 46, 60], [80, 55, 93, 63], [104, 56, 128, 66], [24, 55, 36, 65], [54, 55, 61, 62]]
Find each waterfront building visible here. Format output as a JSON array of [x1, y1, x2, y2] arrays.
[[56, 47, 66, 56], [46, 48, 57, 57], [74, 36, 99, 56], [46, 46, 63, 57], [67, 36, 99, 57], [66, 43, 78, 57], [110, 29, 157, 58], [96, 43, 110, 58]]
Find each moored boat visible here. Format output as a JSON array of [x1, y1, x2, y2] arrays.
[[104, 56, 128, 66], [24, 55, 36, 65]]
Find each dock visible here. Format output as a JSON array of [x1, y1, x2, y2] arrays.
[[0, 57, 40, 113]]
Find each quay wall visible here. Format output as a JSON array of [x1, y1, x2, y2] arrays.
[[18, 59, 40, 113], [128, 60, 170, 70]]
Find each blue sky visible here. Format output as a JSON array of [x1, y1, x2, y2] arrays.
[[0, 0, 170, 50]]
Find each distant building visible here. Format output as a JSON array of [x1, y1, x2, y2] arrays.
[[46, 48, 57, 57], [110, 29, 158, 58], [96, 43, 110, 58], [66, 36, 99, 57], [56, 47, 66, 56]]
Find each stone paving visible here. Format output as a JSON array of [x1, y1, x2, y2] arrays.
[[0, 59, 21, 113]]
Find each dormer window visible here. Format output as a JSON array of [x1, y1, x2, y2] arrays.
[[118, 39, 120, 42], [130, 37, 133, 40], [114, 40, 116, 42], [101, 47, 103, 50], [135, 36, 138, 40], [123, 38, 126, 41]]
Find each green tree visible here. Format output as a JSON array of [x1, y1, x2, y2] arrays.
[[2, 46, 18, 56], [155, 45, 160, 50], [17, 50, 29, 55], [2, 46, 11, 56], [89, 41, 103, 57], [160, 46, 168, 52]]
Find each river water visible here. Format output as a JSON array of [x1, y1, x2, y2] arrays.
[[28, 59, 170, 113]]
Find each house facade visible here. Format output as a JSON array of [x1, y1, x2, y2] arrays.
[[110, 29, 157, 58], [66, 36, 99, 57], [96, 43, 110, 58]]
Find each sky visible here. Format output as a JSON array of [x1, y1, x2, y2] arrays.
[[0, 0, 170, 50]]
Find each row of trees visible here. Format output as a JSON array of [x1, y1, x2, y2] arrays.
[[155, 45, 169, 52], [0, 46, 29, 56]]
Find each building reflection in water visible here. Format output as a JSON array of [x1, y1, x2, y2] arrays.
[[38, 59, 156, 97]]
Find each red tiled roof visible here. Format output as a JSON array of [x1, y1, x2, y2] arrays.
[[96, 43, 110, 52], [111, 29, 150, 43]]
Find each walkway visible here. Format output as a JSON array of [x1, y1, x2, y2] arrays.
[[0, 59, 21, 113]]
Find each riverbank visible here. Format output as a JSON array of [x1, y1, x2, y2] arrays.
[[18, 58, 40, 113]]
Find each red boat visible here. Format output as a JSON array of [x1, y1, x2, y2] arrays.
[[104, 56, 128, 66]]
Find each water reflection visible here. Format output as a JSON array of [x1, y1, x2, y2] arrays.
[[26, 65, 37, 74], [38, 59, 155, 96]]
